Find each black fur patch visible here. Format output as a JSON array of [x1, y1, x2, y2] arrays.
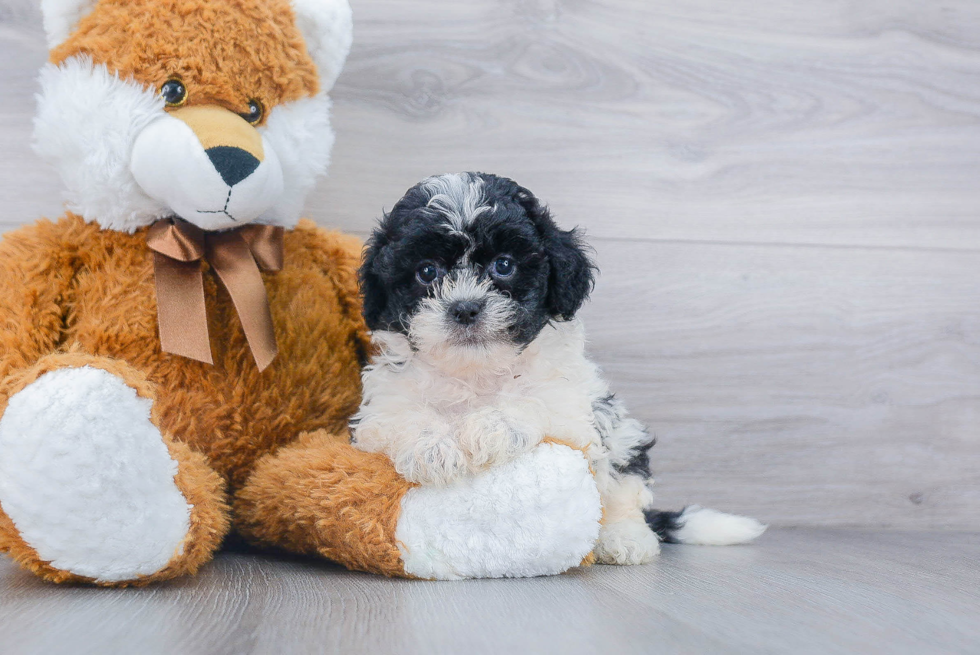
[[347, 416, 361, 443], [644, 508, 687, 543], [593, 393, 656, 479], [511, 184, 595, 321], [613, 435, 656, 478], [591, 394, 617, 437]]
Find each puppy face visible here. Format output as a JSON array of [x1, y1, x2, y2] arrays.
[[361, 173, 595, 366]]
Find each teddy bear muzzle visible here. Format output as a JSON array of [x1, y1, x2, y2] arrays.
[[130, 105, 284, 231]]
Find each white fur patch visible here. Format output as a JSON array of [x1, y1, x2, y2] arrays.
[[33, 56, 171, 232], [594, 473, 659, 565], [395, 443, 602, 580], [353, 321, 605, 486], [259, 93, 335, 228], [291, 0, 353, 92], [0, 367, 192, 583], [421, 172, 490, 233], [670, 506, 768, 546], [40, 0, 98, 49], [595, 519, 661, 565], [405, 270, 517, 375]]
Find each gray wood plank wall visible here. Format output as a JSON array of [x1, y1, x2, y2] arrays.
[[0, 0, 977, 529]]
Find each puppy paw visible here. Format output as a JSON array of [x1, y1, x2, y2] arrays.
[[457, 407, 539, 470], [394, 429, 470, 486], [595, 519, 661, 565]]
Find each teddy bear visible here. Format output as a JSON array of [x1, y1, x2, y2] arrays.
[[0, 0, 603, 585]]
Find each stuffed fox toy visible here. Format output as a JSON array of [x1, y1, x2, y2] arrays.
[[0, 0, 603, 584]]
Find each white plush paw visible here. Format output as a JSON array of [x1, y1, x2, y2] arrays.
[[393, 428, 470, 486], [395, 442, 602, 579], [0, 366, 191, 583], [595, 519, 662, 565]]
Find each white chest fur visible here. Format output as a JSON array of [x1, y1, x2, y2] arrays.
[[352, 319, 613, 484]]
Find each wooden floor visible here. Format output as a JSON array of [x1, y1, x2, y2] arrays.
[[0, 529, 976, 655]]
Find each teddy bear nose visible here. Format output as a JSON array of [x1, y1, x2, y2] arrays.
[[205, 146, 260, 187], [449, 300, 484, 326]]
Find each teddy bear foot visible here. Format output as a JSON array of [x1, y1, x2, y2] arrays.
[[0, 363, 228, 585], [396, 442, 604, 579]]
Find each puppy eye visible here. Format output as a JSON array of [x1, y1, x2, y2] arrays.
[[491, 255, 516, 279], [416, 262, 441, 285], [160, 79, 187, 107], [240, 99, 263, 125]]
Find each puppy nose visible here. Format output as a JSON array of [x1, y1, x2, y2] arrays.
[[206, 146, 260, 187], [450, 300, 483, 326]]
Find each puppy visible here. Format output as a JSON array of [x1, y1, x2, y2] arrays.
[[351, 172, 765, 564]]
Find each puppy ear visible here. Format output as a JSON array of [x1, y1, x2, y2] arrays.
[[41, 0, 98, 49], [517, 189, 596, 320], [359, 222, 392, 330], [290, 0, 354, 92], [544, 226, 595, 320]]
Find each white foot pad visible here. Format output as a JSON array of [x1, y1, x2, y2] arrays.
[[395, 443, 602, 580], [0, 366, 191, 582]]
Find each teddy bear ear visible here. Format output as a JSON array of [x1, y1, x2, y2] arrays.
[[290, 0, 353, 93], [40, 0, 98, 49]]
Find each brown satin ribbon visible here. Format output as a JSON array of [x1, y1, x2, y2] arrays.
[[147, 218, 285, 371]]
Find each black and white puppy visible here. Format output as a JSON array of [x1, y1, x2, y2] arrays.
[[352, 172, 765, 564]]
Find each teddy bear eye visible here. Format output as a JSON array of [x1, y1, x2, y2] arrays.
[[160, 79, 187, 107], [240, 99, 264, 125]]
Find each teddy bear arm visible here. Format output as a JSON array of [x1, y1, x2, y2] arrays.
[[233, 429, 413, 576], [234, 431, 604, 580]]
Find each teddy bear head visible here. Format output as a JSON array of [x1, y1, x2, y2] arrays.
[[33, 0, 352, 232]]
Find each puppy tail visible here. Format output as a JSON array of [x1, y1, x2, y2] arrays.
[[644, 505, 767, 546]]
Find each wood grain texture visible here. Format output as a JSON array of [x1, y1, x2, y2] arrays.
[[0, 1, 979, 528], [318, 0, 980, 250], [0, 20, 63, 229], [1, 529, 978, 655], [581, 239, 980, 528]]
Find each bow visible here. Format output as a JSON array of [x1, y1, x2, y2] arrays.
[[146, 217, 285, 371]]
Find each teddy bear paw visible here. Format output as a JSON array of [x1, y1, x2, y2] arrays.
[[0, 366, 192, 583], [393, 442, 602, 579]]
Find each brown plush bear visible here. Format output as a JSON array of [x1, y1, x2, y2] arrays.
[[0, 0, 602, 585]]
